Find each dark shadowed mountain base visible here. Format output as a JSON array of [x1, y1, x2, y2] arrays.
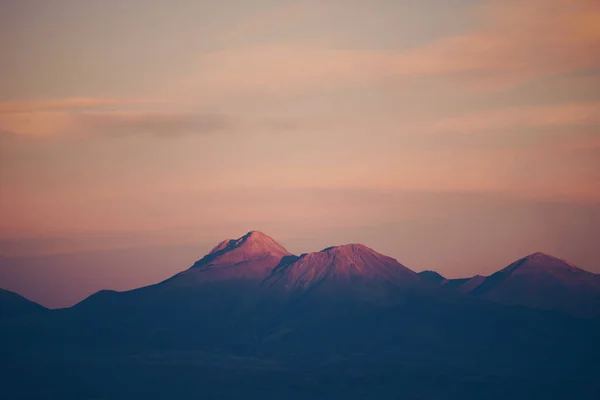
[[4, 355, 599, 400]]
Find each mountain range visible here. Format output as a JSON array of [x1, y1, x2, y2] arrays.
[[71, 231, 600, 316], [2, 231, 600, 399]]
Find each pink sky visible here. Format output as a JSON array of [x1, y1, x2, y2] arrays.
[[1, 0, 599, 307]]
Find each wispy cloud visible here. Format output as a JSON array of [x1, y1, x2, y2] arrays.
[[0, 98, 156, 114], [5, 0, 599, 136], [0, 110, 294, 138], [390, 0, 600, 89], [0, 98, 301, 138], [72, 111, 235, 137], [176, 0, 600, 98]]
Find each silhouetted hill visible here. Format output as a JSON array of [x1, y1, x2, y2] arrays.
[[0, 288, 47, 321], [419, 270, 446, 285], [443, 275, 486, 293]]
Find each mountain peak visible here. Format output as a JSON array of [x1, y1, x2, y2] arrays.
[[208, 231, 277, 254], [244, 230, 282, 246], [507, 252, 578, 273], [319, 243, 377, 256], [195, 231, 291, 268], [524, 252, 558, 260], [162, 232, 292, 284]]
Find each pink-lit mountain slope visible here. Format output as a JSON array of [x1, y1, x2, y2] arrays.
[[470, 252, 600, 317], [163, 231, 292, 285], [264, 243, 419, 293]]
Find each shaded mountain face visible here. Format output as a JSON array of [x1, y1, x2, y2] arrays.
[[161, 231, 292, 285], [470, 252, 600, 317], [419, 270, 446, 285], [443, 275, 486, 293], [0, 288, 47, 321], [418, 270, 485, 294]]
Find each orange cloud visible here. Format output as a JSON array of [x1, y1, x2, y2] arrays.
[[390, 0, 600, 89], [176, 0, 600, 97], [4, 1, 599, 137]]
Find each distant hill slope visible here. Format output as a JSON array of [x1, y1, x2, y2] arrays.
[[444, 275, 486, 293], [418, 270, 486, 294], [0, 288, 47, 320]]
